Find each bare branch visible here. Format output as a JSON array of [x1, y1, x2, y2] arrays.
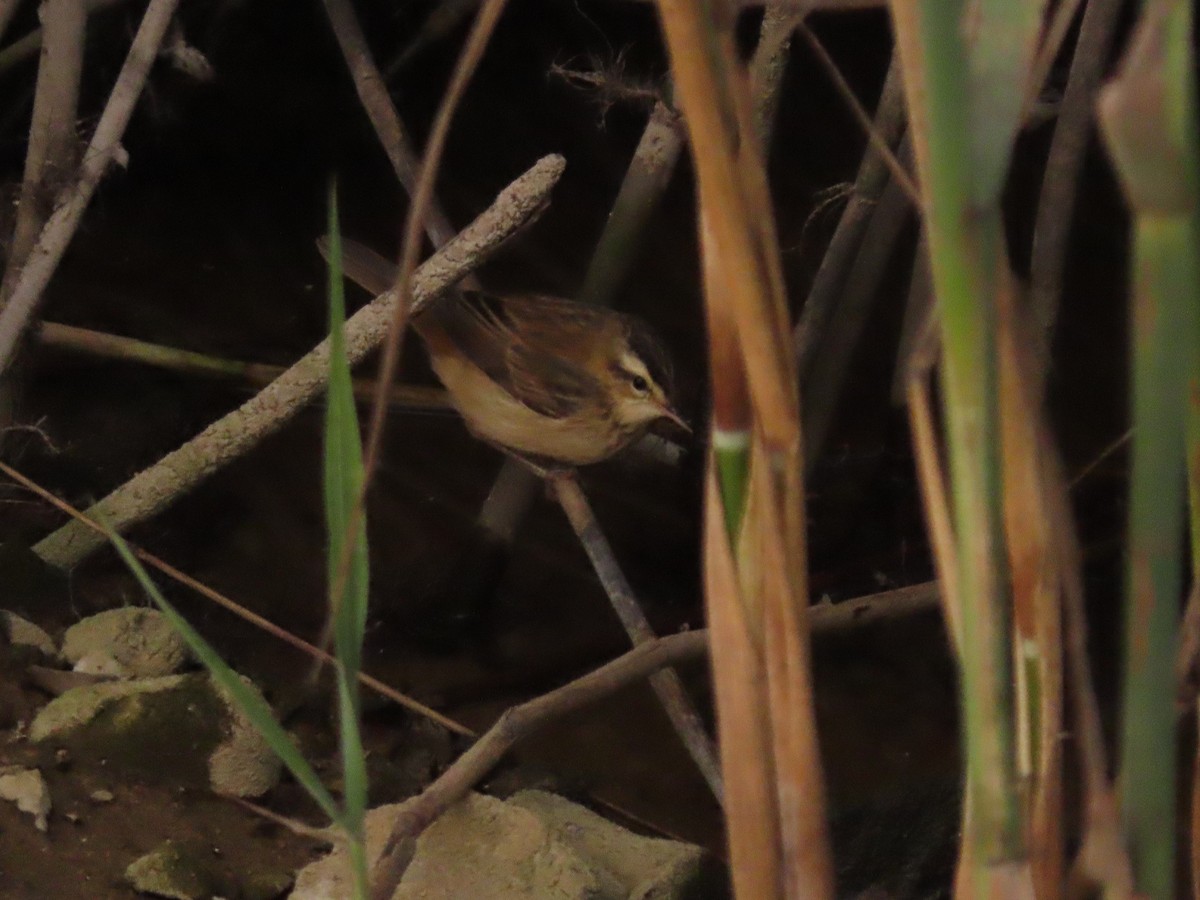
[[366, 628, 710, 900], [551, 471, 723, 802], [32, 154, 566, 569], [0, 0, 182, 372]]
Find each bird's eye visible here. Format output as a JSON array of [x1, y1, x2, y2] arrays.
[[631, 374, 649, 393]]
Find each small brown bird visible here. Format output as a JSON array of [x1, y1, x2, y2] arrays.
[[323, 238, 688, 466]]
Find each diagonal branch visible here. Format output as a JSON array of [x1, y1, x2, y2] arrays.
[[319, 0, 469, 265], [32, 154, 566, 570], [0, 0, 182, 372], [551, 471, 723, 803]]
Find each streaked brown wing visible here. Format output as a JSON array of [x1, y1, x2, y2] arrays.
[[429, 292, 604, 419]]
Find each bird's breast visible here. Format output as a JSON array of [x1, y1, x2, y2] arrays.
[[424, 345, 625, 465]]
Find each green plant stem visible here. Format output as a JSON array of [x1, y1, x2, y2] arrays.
[[896, 0, 1022, 870], [1096, 5, 1199, 895], [1119, 217, 1193, 900]]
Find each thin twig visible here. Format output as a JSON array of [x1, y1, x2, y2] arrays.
[[325, 0, 509, 660], [802, 169, 914, 469], [1021, 0, 1087, 126], [0, 459, 474, 737], [32, 154, 565, 569], [1028, 0, 1125, 369], [890, 231, 934, 403], [35, 321, 449, 411], [0, 0, 182, 372], [551, 471, 724, 803], [364, 0, 508, 482], [1068, 426, 1133, 488], [319, 0, 471, 266], [3, 0, 85, 283], [906, 374, 962, 650], [792, 54, 907, 369], [751, 6, 801, 146], [797, 23, 919, 206], [366, 628, 710, 900], [1041, 438, 1135, 896]]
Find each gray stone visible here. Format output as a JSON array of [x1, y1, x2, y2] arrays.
[[0, 766, 51, 831], [1, 610, 56, 658], [125, 841, 215, 900], [62, 607, 189, 677], [291, 790, 707, 900], [30, 671, 281, 797]]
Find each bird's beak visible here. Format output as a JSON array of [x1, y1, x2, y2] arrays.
[[659, 404, 692, 435]]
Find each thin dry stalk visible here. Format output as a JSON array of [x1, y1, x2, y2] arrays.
[[905, 373, 962, 649], [802, 172, 914, 468], [0, 459, 473, 737], [0, 0, 181, 372], [657, 3, 833, 896], [890, 232, 934, 403], [657, 3, 798, 450], [1045, 438, 1134, 897], [4, 0, 85, 283], [996, 271, 1064, 896], [36, 321, 449, 410], [750, 6, 800, 144], [1028, 0, 1125, 367], [319, 0, 473, 274], [551, 473, 723, 802], [749, 436, 830, 895], [366, 628, 710, 900], [793, 55, 907, 370], [1021, 0, 1086, 125], [702, 465, 784, 898], [32, 154, 565, 569], [796, 22, 918, 205], [363, 0, 508, 481]]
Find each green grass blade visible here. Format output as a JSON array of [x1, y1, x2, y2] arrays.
[[324, 181, 370, 896], [323, 185, 369, 682], [101, 522, 342, 824]]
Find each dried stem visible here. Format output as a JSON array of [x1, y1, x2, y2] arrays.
[[802, 168, 914, 469], [550, 471, 723, 803], [1028, 0, 1125, 369], [796, 23, 918, 205], [366, 628, 710, 900], [35, 321, 449, 411], [750, 6, 800, 146], [0, 459, 473, 737], [0, 0, 182, 372], [31, 154, 565, 569], [318, 0, 472, 269], [793, 54, 906, 371], [363, 0, 508, 482], [4, 0, 85, 284]]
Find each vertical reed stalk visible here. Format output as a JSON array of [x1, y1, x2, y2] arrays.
[[1097, 4, 1199, 896], [890, 0, 1046, 890], [656, 2, 832, 896]]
